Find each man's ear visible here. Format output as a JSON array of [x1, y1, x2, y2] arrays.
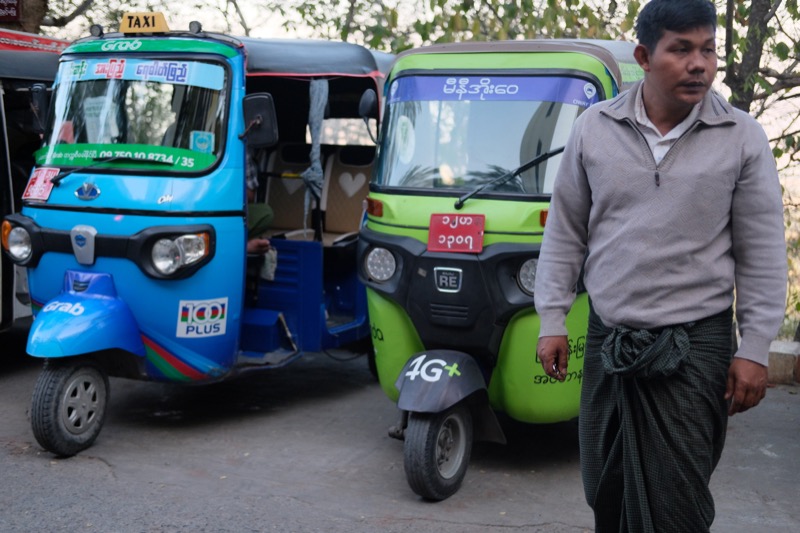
[[634, 44, 651, 72]]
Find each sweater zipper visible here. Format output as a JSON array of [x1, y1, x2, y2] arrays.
[[622, 117, 701, 187]]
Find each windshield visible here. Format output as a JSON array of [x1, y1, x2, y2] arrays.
[[378, 75, 599, 195], [36, 57, 228, 173]]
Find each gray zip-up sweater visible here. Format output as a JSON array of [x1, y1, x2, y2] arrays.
[[534, 80, 787, 366]]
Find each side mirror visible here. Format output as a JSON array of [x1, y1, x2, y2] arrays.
[[241, 93, 279, 148], [31, 83, 50, 135], [358, 89, 378, 119], [358, 89, 379, 144]]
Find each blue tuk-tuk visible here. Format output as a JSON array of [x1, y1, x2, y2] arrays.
[[1, 13, 390, 456]]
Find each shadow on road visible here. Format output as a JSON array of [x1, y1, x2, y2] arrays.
[[106, 350, 377, 430], [0, 318, 38, 377], [472, 415, 580, 473]]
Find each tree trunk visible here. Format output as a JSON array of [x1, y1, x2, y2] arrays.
[[724, 0, 773, 112]]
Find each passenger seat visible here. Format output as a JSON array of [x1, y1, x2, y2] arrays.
[[320, 145, 374, 246], [263, 143, 317, 240]]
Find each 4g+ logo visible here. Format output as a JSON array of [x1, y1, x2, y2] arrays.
[[404, 354, 461, 383]]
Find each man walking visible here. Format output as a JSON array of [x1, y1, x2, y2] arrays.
[[533, 0, 788, 530]]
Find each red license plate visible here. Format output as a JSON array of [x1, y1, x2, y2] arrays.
[[427, 213, 485, 253]]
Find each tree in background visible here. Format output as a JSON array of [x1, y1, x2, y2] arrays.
[[0, 0, 267, 37]]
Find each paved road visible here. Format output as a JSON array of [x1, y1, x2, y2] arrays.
[[0, 322, 798, 532]]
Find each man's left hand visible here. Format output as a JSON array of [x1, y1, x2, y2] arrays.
[[725, 358, 768, 416], [247, 237, 271, 255]]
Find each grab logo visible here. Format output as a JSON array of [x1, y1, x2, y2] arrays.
[[176, 297, 228, 338], [42, 301, 85, 316], [101, 39, 143, 52]]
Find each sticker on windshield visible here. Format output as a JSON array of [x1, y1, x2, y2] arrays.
[[388, 75, 601, 108], [22, 167, 59, 202], [60, 58, 224, 91], [94, 59, 125, 79], [190, 131, 214, 154], [135, 61, 189, 84], [35, 144, 214, 172]]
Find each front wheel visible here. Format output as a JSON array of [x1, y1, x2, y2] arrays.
[[31, 360, 109, 457], [403, 403, 473, 501]]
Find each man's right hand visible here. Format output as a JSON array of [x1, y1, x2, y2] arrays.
[[537, 335, 569, 381]]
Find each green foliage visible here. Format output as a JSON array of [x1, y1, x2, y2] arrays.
[[774, 41, 791, 61], [280, 0, 636, 52], [783, 186, 800, 339]]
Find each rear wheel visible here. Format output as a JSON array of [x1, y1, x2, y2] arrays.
[[403, 403, 473, 501], [31, 360, 109, 457]]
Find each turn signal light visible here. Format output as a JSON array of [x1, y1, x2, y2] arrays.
[[1, 220, 11, 250], [365, 197, 383, 217]]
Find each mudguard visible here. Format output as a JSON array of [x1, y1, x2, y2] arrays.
[[395, 349, 506, 443], [28, 270, 145, 358]]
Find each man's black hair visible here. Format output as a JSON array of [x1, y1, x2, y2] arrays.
[[635, 0, 717, 51]]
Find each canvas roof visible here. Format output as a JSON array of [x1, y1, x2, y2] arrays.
[[0, 50, 60, 82]]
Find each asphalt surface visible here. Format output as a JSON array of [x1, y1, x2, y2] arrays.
[[0, 321, 798, 532]]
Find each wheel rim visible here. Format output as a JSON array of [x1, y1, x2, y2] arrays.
[[59, 370, 104, 436], [435, 412, 467, 479]]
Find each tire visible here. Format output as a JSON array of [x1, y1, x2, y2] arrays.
[[30, 361, 109, 457], [403, 403, 473, 501]]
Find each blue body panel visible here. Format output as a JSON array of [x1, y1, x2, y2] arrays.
[[28, 271, 144, 358], [241, 238, 369, 355]]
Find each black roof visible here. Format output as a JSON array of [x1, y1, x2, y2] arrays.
[[0, 50, 59, 81], [239, 37, 391, 78]]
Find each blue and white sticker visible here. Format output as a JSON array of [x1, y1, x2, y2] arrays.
[[59, 58, 225, 91], [190, 131, 214, 154], [387, 75, 601, 108]]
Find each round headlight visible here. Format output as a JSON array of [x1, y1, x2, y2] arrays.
[[365, 247, 396, 282], [152, 238, 181, 275], [518, 258, 538, 295], [175, 234, 207, 266], [7, 226, 32, 262]]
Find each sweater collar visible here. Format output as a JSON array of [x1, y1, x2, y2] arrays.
[[601, 79, 736, 128]]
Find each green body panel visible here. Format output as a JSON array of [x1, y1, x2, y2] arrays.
[[391, 51, 617, 101], [487, 293, 589, 423], [366, 289, 424, 401], [365, 192, 548, 244], [65, 37, 238, 57], [368, 286, 590, 422]]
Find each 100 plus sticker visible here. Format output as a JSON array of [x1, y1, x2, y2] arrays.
[[176, 298, 228, 338]]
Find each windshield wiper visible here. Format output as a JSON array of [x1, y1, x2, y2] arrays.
[[51, 155, 174, 187], [453, 146, 565, 210]]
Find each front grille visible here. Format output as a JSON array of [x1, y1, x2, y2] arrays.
[[430, 302, 469, 321]]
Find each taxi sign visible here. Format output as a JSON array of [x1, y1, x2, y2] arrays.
[[120, 12, 170, 34]]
